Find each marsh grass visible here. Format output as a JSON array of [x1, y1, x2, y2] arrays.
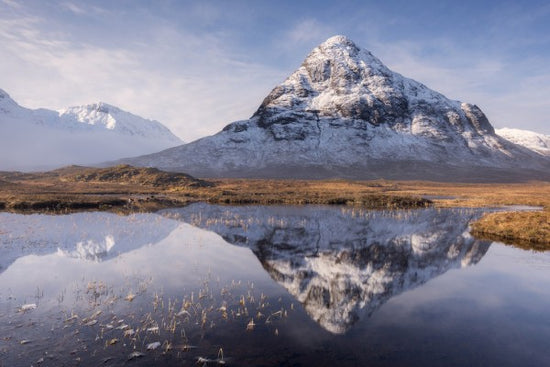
[[0, 166, 432, 212], [471, 211, 550, 250], [4, 273, 295, 365]]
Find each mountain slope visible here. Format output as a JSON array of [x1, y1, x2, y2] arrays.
[[119, 35, 548, 181], [0, 89, 182, 171], [496, 128, 550, 157]]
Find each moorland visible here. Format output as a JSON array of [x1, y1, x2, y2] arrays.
[[0, 164, 548, 249]]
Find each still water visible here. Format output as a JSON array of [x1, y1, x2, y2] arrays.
[[0, 204, 549, 366]]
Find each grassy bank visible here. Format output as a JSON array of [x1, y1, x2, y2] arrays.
[[471, 211, 550, 251], [0, 165, 431, 213]]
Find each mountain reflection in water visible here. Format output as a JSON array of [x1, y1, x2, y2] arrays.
[[0, 212, 179, 273], [162, 204, 491, 334]]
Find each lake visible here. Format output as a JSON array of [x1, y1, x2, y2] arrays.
[[1, 204, 549, 366]]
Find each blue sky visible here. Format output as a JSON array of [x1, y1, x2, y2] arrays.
[[1, 0, 549, 141]]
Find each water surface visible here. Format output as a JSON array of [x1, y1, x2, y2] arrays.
[[0, 205, 549, 366]]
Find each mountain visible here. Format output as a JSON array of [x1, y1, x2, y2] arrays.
[[496, 128, 550, 157], [162, 204, 491, 334], [0, 89, 182, 171], [118, 35, 549, 182]]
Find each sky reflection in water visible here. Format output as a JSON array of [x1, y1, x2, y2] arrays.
[[0, 205, 549, 366]]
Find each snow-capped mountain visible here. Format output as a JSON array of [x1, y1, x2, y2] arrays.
[[57, 102, 181, 140], [496, 128, 550, 157], [163, 204, 491, 334], [0, 89, 182, 171], [119, 35, 549, 181]]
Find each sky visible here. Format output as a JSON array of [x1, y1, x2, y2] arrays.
[[1, 0, 549, 141]]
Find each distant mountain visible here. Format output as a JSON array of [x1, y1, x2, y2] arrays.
[[0, 89, 182, 171], [496, 128, 550, 157], [118, 35, 549, 182]]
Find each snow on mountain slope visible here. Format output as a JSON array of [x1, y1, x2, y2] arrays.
[[496, 128, 550, 157], [119, 35, 549, 181], [0, 89, 182, 171], [163, 204, 491, 333], [57, 102, 182, 141]]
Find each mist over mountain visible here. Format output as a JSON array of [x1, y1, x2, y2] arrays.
[[116, 35, 549, 181], [0, 89, 182, 171]]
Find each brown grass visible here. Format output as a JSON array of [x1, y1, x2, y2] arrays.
[[61, 164, 212, 188], [0, 167, 432, 213], [195, 179, 431, 208], [471, 211, 550, 250]]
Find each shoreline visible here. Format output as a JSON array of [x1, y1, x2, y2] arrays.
[[1, 165, 548, 248]]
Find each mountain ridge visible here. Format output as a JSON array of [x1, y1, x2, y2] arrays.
[[116, 35, 549, 182], [496, 128, 550, 157], [0, 89, 182, 171]]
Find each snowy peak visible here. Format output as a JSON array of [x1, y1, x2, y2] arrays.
[[58, 102, 182, 142], [303, 34, 390, 87], [254, 35, 394, 122], [322, 34, 358, 48], [59, 102, 121, 129], [496, 128, 550, 157], [253, 34, 495, 140], [0, 88, 9, 100], [0, 88, 23, 113]]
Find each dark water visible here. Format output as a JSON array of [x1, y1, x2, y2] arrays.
[[0, 205, 549, 366]]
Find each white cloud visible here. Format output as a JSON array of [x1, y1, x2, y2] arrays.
[[58, 1, 109, 16], [274, 18, 336, 57], [0, 9, 285, 142], [287, 18, 329, 45], [60, 2, 85, 15], [1, 0, 20, 8]]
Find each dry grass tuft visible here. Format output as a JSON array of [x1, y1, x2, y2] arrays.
[[471, 211, 550, 250], [61, 164, 212, 188]]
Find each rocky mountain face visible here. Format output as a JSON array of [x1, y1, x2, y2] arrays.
[[162, 204, 491, 334], [0, 89, 182, 171], [496, 128, 550, 157], [120, 35, 549, 181]]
